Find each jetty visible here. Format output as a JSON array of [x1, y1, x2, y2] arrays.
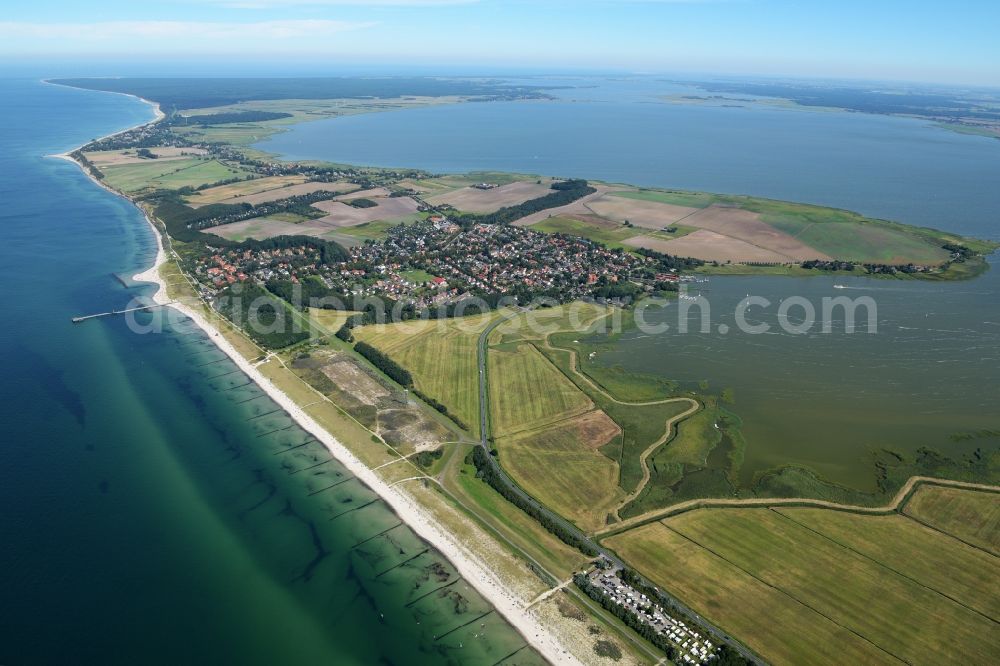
[[71, 302, 175, 323]]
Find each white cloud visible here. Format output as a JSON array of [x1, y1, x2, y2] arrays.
[[0, 19, 376, 48]]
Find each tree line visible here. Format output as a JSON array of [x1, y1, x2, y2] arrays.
[[574, 572, 756, 666], [169, 110, 293, 126], [449, 179, 597, 227], [471, 447, 599, 556], [354, 342, 413, 387]]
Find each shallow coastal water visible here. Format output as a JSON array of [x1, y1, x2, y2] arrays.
[[260, 77, 1000, 491], [0, 79, 538, 665]]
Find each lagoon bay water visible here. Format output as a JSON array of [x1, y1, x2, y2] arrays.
[[0, 79, 539, 665], [261, 77, 1000, 492]]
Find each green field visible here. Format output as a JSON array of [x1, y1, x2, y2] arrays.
[[611, 189, 715, 209], [306, 309, 361, 338], [529, 216, 635, 247], [447, 447, 591, 578], [607, 500, 1000, 665], [488, 342, 593, 437], [903, 484, 1000, 554], [353, 312, 501, 433], [606, 522, 895, 665], [535, 340, 693, 493], [100, 158, 248, 193], [495, 416, 624, 533], [607, 500, 1000, 664], [400, 269, 437, 284]]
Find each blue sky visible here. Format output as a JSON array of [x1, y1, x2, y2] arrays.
[[2, 0, 998, 85]]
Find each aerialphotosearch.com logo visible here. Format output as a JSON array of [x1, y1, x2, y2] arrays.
[[122, 283, 879, 338], [633, 288, 879, 335]]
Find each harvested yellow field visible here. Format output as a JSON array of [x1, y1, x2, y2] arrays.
[[585, 194, 699, 229], [82, 147, 207, 166], [774, 506, 1000, 619], [681, 205, 829, 261], [625, 229, 794, 263], [225, 181, 358, 206], [488, 342, 593, 437], [312, 196, 420, 228], [605, 522, 896, 665], [607, 504, 1000, 665], [185, 175, 306, 206], [498, 411, 623, 532], [427, 181, 554, 213]]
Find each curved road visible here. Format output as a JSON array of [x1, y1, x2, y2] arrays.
[[538, 334, 699, 519], [475, 310, 763, 664]]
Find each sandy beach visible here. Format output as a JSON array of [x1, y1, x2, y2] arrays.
[[52, 89, 581, 665]]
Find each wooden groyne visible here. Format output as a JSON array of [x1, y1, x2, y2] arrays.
[[71, 302, 175, 323]]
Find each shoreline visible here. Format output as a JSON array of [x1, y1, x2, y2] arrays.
[[53, 95, 579, 665]]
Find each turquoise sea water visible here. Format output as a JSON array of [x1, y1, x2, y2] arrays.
[[260, 77, 1000, 491], [0, 80, 539, 665]]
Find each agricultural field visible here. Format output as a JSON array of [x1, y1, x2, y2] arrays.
[[98, 158, 249, 193], [496, 411, 624, 532], [205, 194, 423, 242], [184, 175, 303, 205], [517, 186, 963, 267], [426, 180, 554, 213], [306, 308, 360, 337], [82, 146, 207, 166], [609, 189, 955, 265], [488, 342, 593, 437], [534, 337, 695, 494], [903, 484, 1000, 554], [353, 312, 503, 434], [606, 500, 1000, 665], [222, 181, 359, 206], [529, 215, 638, 248], [311, 195, 420, 228], [323, 220, 399, 246]]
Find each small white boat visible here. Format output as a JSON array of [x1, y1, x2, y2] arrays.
[[833, 284, 847, 289]]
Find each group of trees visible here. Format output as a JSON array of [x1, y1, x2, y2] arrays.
[[634, 246, 705, 271], [574, 573, 682, 660], [451, 179, 597, 227], [214, 282, 309, 349], [353, 341, 413, 387], [169, 110, 293, 126], [943, 242, 974, 261], [574, 572, 756, 666], [411, 388, 469, 430], [471, 447, 599, 556], [801, 259, 856, 271]]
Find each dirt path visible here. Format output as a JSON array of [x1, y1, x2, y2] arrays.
[[595, 476, 1000, 538], [539, 323, 699, 521]]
